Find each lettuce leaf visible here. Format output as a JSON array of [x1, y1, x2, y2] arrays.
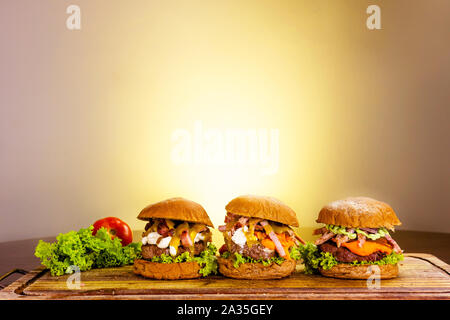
[[350, 251, 404, 266], [299, 242, 404, 274], [149, 243, 218, 277], [35, 226, 142, 276], [289, 245, 302, 261], [194, 244, 219, 276], [226, 252, 285, 268]]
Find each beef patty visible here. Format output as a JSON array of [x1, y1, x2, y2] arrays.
[[142, 241, 206, 260], [227, 241, 276, 260], [319, 241, 386, 263]]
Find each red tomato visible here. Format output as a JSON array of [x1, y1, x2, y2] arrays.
[[93, 217, 133, 246]]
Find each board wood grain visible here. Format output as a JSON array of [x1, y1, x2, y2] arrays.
[[1, 253, 449, 300]]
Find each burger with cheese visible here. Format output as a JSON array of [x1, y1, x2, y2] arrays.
[[133, 197, 217, 279], [217, 195, 305, 279], [301, 197, 404, 279]]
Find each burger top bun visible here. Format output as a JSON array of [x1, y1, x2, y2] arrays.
[[137, 197, 213, 227], [316, 197, 401, 229], [225, 195, 299, 227]]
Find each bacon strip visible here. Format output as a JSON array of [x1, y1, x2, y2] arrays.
[[232, 222, 243, 233], [260, 220, 286, 257], [384, 234, 403, 253], [180, 230, 193, 247], [313, 227, 327, 235], [157, 220, 170, 236], [314, 231, 335, 245], [359, 228, 378, 234], [224, 212, 238, 223], [357, 233, 366, 248], [238, 217, 249, 227], [219, 214, 240, 233], [334, 234, 349, 247], [287, 229, 306, 245]]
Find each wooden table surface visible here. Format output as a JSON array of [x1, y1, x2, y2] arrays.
[[1, 228, 449, 289], [1, 253, 449, 300]]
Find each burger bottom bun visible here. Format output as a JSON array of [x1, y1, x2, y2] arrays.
[[133, 259, 201, 280], [218, 257, 296, 279], [319, 263, 399, 280]]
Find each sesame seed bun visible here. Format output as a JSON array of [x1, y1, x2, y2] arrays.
[[316, 197, 401, 229], [137, 197, 213, 227], [225, 195, 299, 227]]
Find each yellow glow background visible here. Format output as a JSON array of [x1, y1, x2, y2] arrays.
[[1, 1, 449, 241]]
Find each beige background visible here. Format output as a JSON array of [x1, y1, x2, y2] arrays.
[[1, 1, 449, 242]]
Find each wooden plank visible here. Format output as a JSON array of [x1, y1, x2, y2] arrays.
[[1, 254, 449, 300]]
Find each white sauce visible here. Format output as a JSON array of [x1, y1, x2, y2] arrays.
[[194, 232, 205, 243], [142, 232, 161, 245], [231, 226, 248, 247], [157, 236, 172, 249]]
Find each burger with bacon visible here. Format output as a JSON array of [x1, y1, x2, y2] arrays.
[[133, 197, 218, 279], [217, 195, 305, 279], [302, 197, 404, 279]]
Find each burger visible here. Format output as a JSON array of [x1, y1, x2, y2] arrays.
[[133, 197, 218, 279], [302, 197, 404, 279], [217, 195, 305, 279]]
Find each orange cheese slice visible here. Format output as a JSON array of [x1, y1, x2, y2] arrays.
[[341, 240, 393, 256], [261, 238, 275, 250], [260, 233, 295, 251]]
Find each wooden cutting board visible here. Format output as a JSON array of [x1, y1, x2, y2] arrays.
[[1, 253, 449, 300]]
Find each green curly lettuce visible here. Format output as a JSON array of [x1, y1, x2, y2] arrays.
[[149, 243, 218, 277], [223, 252, 285, 268], [195, 244, 219, 276], [221, 246, 302, 268], [35, 226, 142, 276], [289, 245, 302, 261], [299, 242, 404, 274], [350, 251, 404, 266]]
